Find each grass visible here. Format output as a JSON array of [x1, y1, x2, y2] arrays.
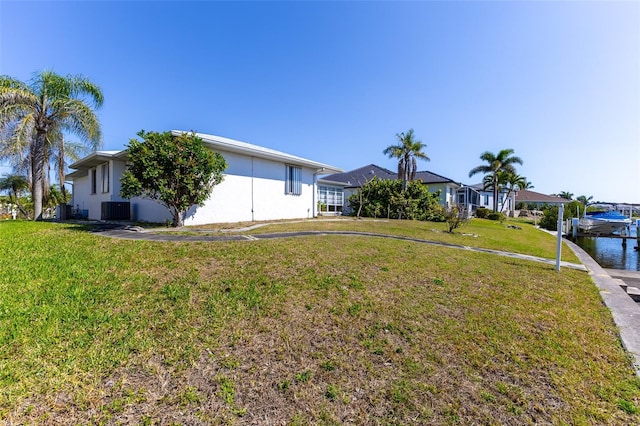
[[191, 216, 581, 263], [0, 219, 638, 424]]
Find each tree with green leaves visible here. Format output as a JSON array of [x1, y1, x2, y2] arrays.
[[0, 71, 103, 220], [383, 129, 429, 190], [468, 149, 523, 212], [120, 130, 227, 227]]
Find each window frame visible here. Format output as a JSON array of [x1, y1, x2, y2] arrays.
[[101, 163, 110, 193], [90, 168, 97, 194], [317, 185, 344, 213], [285, 165, 302, 196]]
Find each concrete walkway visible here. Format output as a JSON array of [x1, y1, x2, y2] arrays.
[[563, 238, 640, 377], [90, 222, 640, 377]]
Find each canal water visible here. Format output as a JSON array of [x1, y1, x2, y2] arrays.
[[574, 224, 639, 271]]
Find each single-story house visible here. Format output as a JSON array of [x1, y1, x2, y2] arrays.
[[317, 164, 461, 215], [467, 183, 514, 214], [67, 131, 342, 225], [515, 189, 569, 207], [466, 185, 568, 217]]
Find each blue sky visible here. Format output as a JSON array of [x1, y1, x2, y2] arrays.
[[1, 1, 638, 203]]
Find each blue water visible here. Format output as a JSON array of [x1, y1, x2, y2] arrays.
[[574, 225, 639, 271]]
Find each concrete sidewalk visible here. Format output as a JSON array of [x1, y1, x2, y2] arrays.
[[564, 238, 640, 377]]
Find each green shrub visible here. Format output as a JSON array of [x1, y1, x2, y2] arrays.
[[444, 204, 469, 233], [539, 201, 578, 231], [348, 177, 444, 221], [487, 212, 505, 222], [475, 207, 490, 218]]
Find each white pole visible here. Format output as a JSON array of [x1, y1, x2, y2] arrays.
[[556, 203, 564, 271]]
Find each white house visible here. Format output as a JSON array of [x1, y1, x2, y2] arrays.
[[67, 131, 342, 225], [467, 183, 518, 215], [467, 185, 567, 216]]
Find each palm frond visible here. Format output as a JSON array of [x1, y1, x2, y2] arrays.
[[468, 165, 491, 178], [60, 99, 102, 146], [69, 75, 104, 108], [0, 76, 30, 91]]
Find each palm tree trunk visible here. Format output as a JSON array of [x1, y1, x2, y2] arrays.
[[31, 131, 46, 220], [492, 177, 499, 212]]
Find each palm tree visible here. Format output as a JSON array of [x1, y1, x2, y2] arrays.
[[44, 184, 70, 211], [558, 191, 574, 200], [576, 195, 593, 206], [383, 129, 429, 190], [521, 180, 534, 190], [0, 71, 103, 220], [47, 129, 92, 200], [468, 149, 523, 212], [499, 172, 527, 213]]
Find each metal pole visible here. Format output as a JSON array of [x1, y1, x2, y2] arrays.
[[556, 203, 564, 271]]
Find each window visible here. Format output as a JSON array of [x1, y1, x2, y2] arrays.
[[90, 168, 97, 194], [285, 165, 302, 195], [101, 163, 110, 193], [483, 194, 489, 205], [318, 185, 344, 212]]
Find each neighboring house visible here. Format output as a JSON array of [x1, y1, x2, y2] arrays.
[[318, 164, 461, 215], [67, 131, 342, 225], [514, 189, 570, 223], [454, 185, 481, 216], [467, 186, 567, 217], [467, 183, 520, 216], [515, 189, 568, 208]]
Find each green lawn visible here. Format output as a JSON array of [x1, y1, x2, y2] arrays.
[[197, 216, 580, 263], [0, 220, 638, 425]]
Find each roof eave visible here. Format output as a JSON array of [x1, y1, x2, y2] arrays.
[[68, 151, 123, 170], [171, 130, 343, 173]]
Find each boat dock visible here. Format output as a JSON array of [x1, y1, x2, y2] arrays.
[[568, 220, 639, 250]]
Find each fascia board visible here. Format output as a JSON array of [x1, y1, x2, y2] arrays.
[[69, 151, 123, 170]]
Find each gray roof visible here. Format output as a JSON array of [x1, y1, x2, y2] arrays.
[[515, 189, 569, 204], [320, 163, 458, 188], [469, 185, 568, 204]]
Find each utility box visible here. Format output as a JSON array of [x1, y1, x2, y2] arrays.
[[101, 201, 131, 220]]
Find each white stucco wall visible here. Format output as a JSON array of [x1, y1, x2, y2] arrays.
[[72, 160, 126, 219], [426, 183, 461, 207], [71, 151, 320, 225], [475, 190, 513, 213], [182, 153, 316, 225]]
